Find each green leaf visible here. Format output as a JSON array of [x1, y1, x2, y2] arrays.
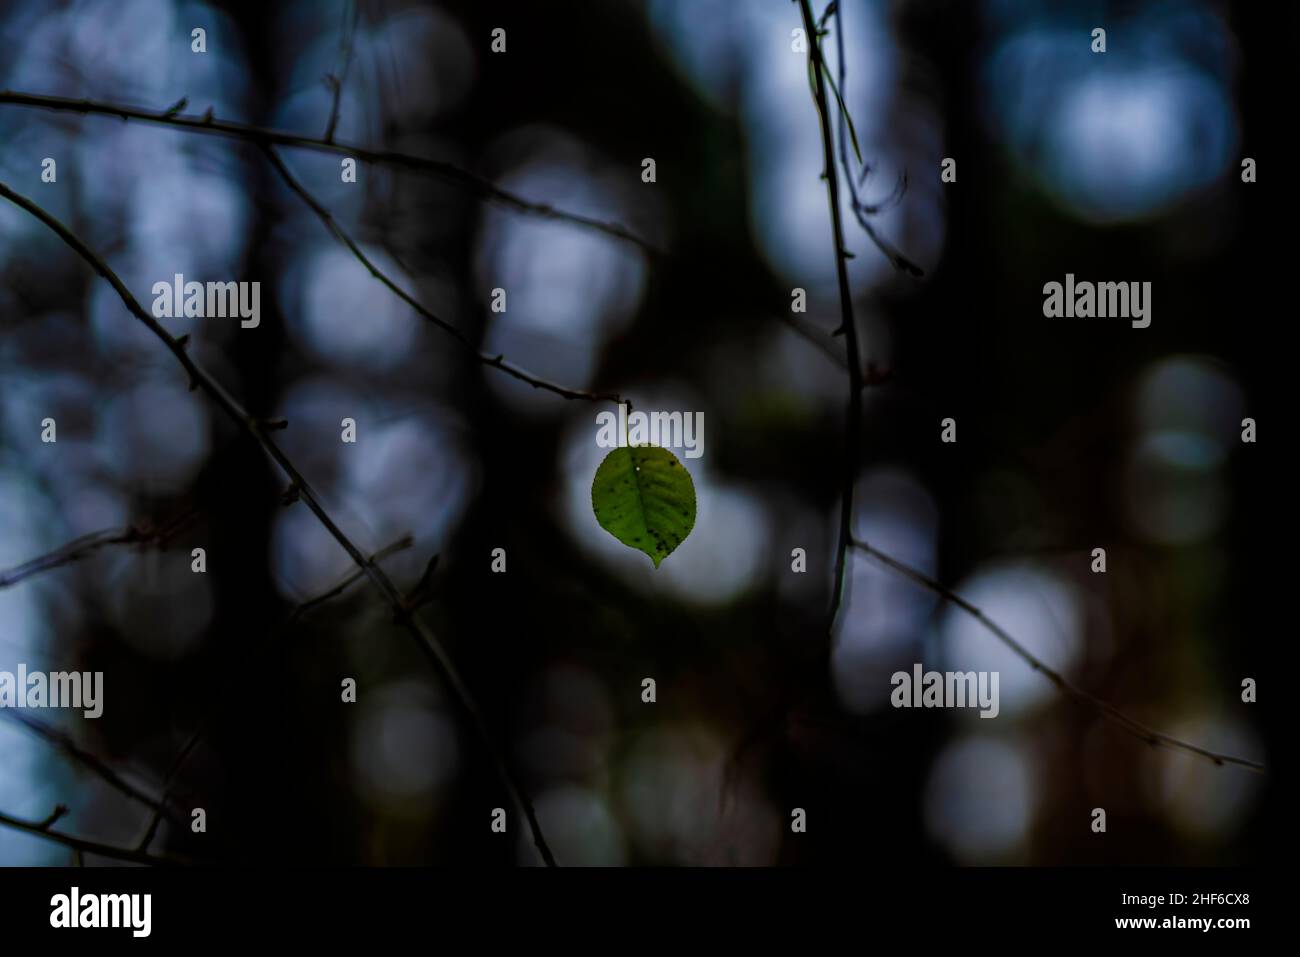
[[591, 445, 696, 568]]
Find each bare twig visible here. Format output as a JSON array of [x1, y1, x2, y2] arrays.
[[136, 727, 205, 853], [776, 313, 849, 370], [0, 529, 140, 589], [0, 90, 655, 255], [286, 534, 415, 625], [0, 510, 195, 590], [323, 0, 360, 144], [0, 711, 185, 823], [723, 534, 1266, 802], [127, 533, 415, 852], [798, 0, 863, 631], [261, 145, 626, 406], [848, 537, 1266, 772], [828, 4, 923, 278], [404, 552, 440, 612], [774, 312, 894, 387], [37, 805, 69, 830], [722, 2, 1262, 800], [2, 523, 419, 857], [0, 807, 196, 866], [0, 180, 558, 866], [1, 511, 199, 841]]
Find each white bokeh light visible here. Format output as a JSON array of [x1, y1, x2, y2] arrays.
[[937, 562, 1083, 717], [924, 735, 1035, 862]]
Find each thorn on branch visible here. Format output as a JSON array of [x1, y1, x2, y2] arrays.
[[404, 553, 440, 611], [162, 97, 187, 117], [38, 805, 69, 830], [286, 534, 414, 626], [817, 0, 839, 32]]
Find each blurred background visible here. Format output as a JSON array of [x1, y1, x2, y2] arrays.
[[0, 0, 1285, 865]]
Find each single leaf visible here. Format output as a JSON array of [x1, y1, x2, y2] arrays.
[[591, 445, 696, 568]]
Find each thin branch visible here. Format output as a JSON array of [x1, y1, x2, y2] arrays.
[[134, 533, 419, 851], [0, 180, 558, 867], [799, 0, 863, 631], [0, 509, 195, 590], [323, 0, 360, 144], [776, 312, 849, 371], [286, 533, 414, 625], [134, 534, 414, 853], [1, 512, 425, 861], [1, 511, 199, 841], [774, 312, 895, 388], [0, 807, 195, 866], [261, 145, 626, 406], [0, 711, 185, 823], [848, 537, 1266, 773], [828, 4, 923, 278], [404, 551, 441, 612], [0, 528, 139, 589], [0, 90, 656, 255], [815, 2, 834, 31], [37, 805, 69, 830], [136, 727, 205, 853], [728, 3, 1263, 800]]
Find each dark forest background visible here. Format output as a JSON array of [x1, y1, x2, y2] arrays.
[[0, 0, 1287, 866]]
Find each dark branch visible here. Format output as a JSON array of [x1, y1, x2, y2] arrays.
[[0, 179, 559, 867], [286, 534, 415, 624], [322, 0, 360, 144], [0, 711, 184, 823], [0, 806, 196, 866], [848, 536, 1266, 773], [0, 89, 656, 255], [798, 0, 864, 631], [136, 727, 205, 853], [403, 552, 441, 612], [0, 510, 195, 590], [262, 145, 627, 406], [37, 805, 69, 830], [829, 4, 923, 277]]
